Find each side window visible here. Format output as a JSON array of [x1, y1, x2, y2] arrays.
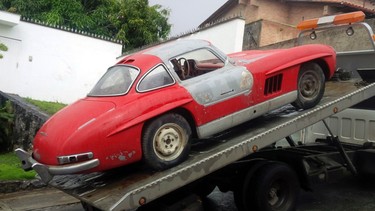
[[89, 65, 139, 96], [170, 48, 224, 80], [138, 65, 174, 92]]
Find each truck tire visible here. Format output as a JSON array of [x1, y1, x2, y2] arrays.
[[239, 162, 299, 211], [233, 159, 272, 211], [186, 178, 217, 198], [293, 62, 325, 109], [81, 201, 101, 211], [142, 113, 192, 170]]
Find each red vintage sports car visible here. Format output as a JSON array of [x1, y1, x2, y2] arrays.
[[16, 39, 336, 182]]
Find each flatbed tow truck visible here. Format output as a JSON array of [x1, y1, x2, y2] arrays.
[[38, 12, 375, 211]]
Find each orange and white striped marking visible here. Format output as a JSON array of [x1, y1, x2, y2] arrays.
[[297, 11, 365, 30]]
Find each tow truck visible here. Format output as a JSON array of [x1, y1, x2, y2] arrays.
[[37, 12, 375, 211]]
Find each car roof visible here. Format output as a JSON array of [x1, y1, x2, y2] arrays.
[[141, 39, 212, 62]]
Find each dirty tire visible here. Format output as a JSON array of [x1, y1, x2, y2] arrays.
[[292, 62, 325, 109], [234, 160, 273, 211], [81, 201, 101, 211], [193, 180, 216, 198], [242, 163, 299, 211], [142, 113, 191, 170]]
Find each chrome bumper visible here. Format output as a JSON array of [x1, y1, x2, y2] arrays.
[[15, 148, 100, 183]]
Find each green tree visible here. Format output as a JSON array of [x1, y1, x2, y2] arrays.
[[0, 0, 171, 50], [115, 0, 171, 49], [0, 43, 8, 59]]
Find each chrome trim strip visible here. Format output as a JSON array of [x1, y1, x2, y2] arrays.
[[196, 91, 298, 138], [15, 148, 99, 183], [88, 64, 140, 97], [135, 63, 176, 93]]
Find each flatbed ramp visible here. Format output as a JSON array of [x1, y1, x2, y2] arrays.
[[49, 81, 375, 211]]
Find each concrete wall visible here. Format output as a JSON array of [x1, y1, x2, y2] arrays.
[[260, 19, 299, 47], [0, 11, 122, 104], [0, 91, 48, 151], [178, 17, 245, 54]]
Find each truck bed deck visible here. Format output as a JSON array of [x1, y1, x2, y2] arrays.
[[49, 80, 375, 211]]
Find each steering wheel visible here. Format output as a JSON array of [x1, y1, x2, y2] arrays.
[[178, 58, 190, 79]]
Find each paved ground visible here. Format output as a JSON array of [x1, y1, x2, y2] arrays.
[[0, 188, 79, 211], [1, 175, 375, 211]]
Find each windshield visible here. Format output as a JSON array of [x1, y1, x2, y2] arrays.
[[88, 65, 139, 96]]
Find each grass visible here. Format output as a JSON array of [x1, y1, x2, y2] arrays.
[[0, 152, 36, 180], [24, 98, 67, 115], [0, 98, 66, 181]]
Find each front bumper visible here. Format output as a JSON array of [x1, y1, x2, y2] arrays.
[[15, 148, 100, 183]]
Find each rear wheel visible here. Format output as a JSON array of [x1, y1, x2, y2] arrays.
[[293, 62, 325, 109], [142, 113, 191, 170], [239, 162, 299, 211]]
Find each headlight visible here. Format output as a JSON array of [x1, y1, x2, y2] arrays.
[[57, 152, 94, 165]]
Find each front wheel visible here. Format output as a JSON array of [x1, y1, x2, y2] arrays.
[[142, 113, 192, 170], [292, 62, 325, 109]]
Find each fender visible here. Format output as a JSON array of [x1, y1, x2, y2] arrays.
[[264, 45, 336, 76], [107, 98, 193, 137], [266, 53, 332, 75]]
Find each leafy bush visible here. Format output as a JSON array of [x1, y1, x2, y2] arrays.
[[0, 43, 8, 59], [0, 101, 14, 152]]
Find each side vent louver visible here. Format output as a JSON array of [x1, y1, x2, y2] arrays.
[[264, 74, 283, 95]]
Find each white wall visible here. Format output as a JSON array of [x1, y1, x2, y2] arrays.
[[0, 12, 244, 104], [0, 12, 122, 104], [179, 18, 245, 54]]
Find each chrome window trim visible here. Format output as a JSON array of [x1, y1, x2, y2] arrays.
[[136, 63, 176, 93], [88, 64, 140, 97]]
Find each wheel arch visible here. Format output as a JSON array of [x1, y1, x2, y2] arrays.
[[170, 107, 198, 139], [309, 58, 331, 80], [141, 107, 198, 139]]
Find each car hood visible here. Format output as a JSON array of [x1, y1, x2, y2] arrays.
[[33, 99, 115, 164]]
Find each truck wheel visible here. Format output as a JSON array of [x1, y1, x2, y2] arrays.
[[81, 201, 101, 211], [142, 113, 192, 170], [293, 62, 325, 109], [241, 162, 299, 211], [192, 180, 216, 198]]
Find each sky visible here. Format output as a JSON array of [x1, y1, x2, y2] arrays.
[[148, 0, 228, 37]]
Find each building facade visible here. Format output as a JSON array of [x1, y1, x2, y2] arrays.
[[200, 0, 375, 49]]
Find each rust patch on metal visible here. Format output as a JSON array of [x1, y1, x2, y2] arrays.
[[106, 150, 136, 161], [139, 197, 146, 205]]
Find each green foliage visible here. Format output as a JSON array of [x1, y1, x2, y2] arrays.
[[0, 152, 36, 180], [0, 0, 171, 50], [0, 101, 14, 152], [0, 43, 8, 59], [24, 98, 66, 115], [116, 0, 171, 49]]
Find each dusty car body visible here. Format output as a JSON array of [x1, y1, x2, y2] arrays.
[[16, 39, 336, 182]]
